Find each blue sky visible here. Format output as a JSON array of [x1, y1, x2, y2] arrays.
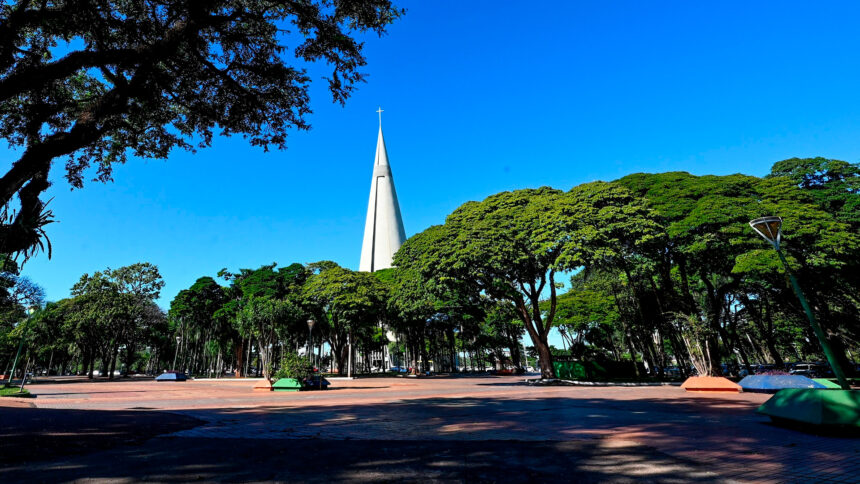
[[9, 1, 860, 316]]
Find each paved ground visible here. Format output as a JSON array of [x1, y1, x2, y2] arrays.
[[0, 375, 857, 482]]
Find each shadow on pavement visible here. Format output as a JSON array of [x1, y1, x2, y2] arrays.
[[0, 407, 201, 465], [0, 437, 726, 483]]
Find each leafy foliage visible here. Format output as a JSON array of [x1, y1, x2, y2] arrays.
[[395, 183, 662, 378], [273, 352, 312, 381]]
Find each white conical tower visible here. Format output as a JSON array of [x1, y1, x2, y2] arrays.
[[359, 109, 406, 272]]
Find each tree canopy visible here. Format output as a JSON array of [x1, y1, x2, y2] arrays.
[[394, 182, 662, 378]]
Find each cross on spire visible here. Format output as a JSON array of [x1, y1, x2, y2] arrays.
[[376, 107, 384, 126]]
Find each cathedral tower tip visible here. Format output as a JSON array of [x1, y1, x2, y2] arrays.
[[359, 109, 406, 272]]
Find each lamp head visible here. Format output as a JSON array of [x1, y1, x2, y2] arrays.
[[749, 216, 783, 250], [307, 319, 316, 330]]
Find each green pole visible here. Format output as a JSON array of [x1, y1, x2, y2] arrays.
[[4, 335, 26, 389], [776, 248, 850, 390]]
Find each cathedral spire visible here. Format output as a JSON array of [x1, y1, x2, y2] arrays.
[[359, 110, 406, 272]]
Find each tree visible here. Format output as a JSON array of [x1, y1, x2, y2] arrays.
[[239, 296, 300, 382], [547, 273, 622, 362], [0, 257, 45, 378], [395, 183, 662, 379], [108, 263, 165, 374], [68, 271, 127, 378], [169, 276, 230, 375], [216, 262, 309, 378], [0, 255, 44, 320], [768, 157, 860, 229], [0, 0, 403, 258], [26, 299, 75, 376], [481, 302, 526, 370], [302, 263, 384, 375], [616, 171, 859, 376], [67, 262, 164, 378]]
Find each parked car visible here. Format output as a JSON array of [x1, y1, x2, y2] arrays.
[[662, 366, 683, 378], [789, 363, 823, 378], [753, 364, 777, 374], [155, 371, 188, 382], [811, 362, 834, 378]]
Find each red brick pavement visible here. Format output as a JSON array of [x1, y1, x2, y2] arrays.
[[3, 375, 857, 482]]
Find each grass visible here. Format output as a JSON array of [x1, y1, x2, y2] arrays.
[[0, 386, 31, 397]]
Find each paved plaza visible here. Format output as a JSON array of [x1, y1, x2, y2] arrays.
[[1, 375, 857, 482]]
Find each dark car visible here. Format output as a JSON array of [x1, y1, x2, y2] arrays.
[[302, 375, 330, 390], [155, 371, 188, 381], [754, 364, 777, 374]]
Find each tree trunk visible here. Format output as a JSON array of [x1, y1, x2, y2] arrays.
[[235, 342, 244, 377], [515, 299, 555, 378], [705, 333, 722, 376], [108, 344, 119, 379], [88, 350, 95, 379], [80, 350, 90, 377], [244, 336, 252, 377], [757, 296, 784, 366], [420, 335, 428, 373], [510, 340, 523, 371], [535, 337, 554, 378], [124, 343, 135, 376], [330, 336, 347, 375], [701, 277, 726, 376], [100, 346, 110, 378]]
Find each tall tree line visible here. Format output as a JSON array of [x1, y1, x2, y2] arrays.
[[3, 158, 856, 381], [1, 262, 166, 379]]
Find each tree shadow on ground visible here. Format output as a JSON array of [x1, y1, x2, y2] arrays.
[[0, 407, 202, 464], [0, 435, 726, 483], [1, 393, 857, 482]]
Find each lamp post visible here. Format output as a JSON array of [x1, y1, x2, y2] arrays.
[[172, 335, 181, 371], [307, 319, 318, 388], [749, 216, 850, 390], [5, 306, 36, 389], [306, 319, 316, 366]]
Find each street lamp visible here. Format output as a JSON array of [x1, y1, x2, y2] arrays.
[[749, 216, 850, 390], [172, 335, 181, 371], [5, 306, 37, 390], [307, 319, 318, 388], [307, 319, 316, 365]]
